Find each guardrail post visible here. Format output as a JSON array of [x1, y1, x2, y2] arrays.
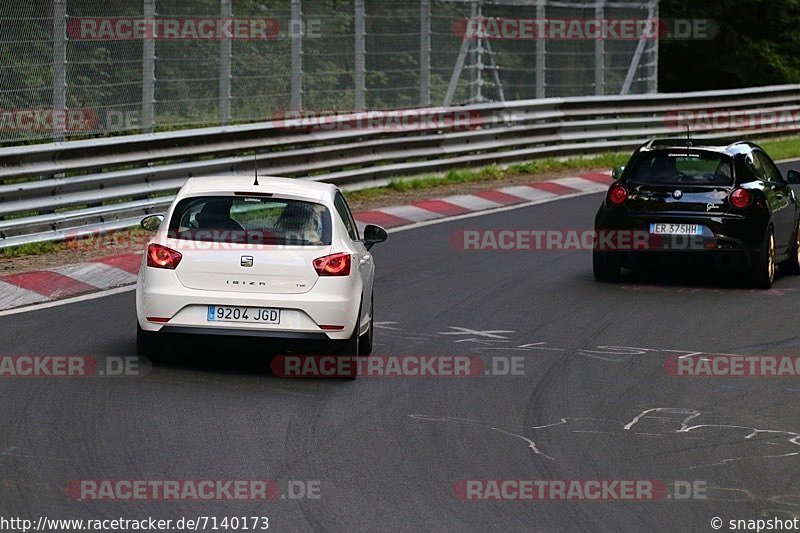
[[53, 0, 66, 142], [290, 0, 303, 110], [594, 0, 605, 96], [142, 0, 156, 133], [219, 0, 232, 125], [419, 0, 431, 107], [535, 0, 546, 98], [354, 0, 366, 110]]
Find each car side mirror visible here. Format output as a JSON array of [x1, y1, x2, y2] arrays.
[[363, 224, 388, 250], [141, 214, 164, 232], [788, 169, 800, 185], [612, 166, 625, 181]]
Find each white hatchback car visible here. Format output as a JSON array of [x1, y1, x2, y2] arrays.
[[135, 176, 387, 357]]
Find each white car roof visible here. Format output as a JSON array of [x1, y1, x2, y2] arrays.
[[178, 175, 338, 203]]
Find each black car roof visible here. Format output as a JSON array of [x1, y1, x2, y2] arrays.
[[640, 138, 757, 156]]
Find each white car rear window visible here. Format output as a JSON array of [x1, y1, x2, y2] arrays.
[[167, 196, 332, 245]]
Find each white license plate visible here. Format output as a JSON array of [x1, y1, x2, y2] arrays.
[[207, 305, 280, 324], [649, 223, 702, 236]]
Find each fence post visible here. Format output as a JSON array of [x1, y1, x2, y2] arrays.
[[354, 0, 366, 110], [142, 0, 156, 132], [594, 0, 605, 96], [648, 0, 659, 93], [219, 0, 232, 125], [620, 0, 656, 95], [419, 0, 431, 107], [535, 0, 546, 98], [53, 0, 67, 142], [290, 0, 303, 110], [468, 0, 480, 103]]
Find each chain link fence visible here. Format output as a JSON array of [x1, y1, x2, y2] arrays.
[[0, 0, 658, 145]]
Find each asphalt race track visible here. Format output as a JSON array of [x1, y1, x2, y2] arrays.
[[3, 162, 800, 531]]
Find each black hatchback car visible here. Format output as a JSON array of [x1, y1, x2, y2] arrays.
[[594, 139, 800, 288]]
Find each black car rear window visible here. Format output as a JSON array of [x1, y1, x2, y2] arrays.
[[628, 152, 734, 186], [167, 196, 332, 245]]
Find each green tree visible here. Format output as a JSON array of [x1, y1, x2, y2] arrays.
[[659, 0, 800, 91]]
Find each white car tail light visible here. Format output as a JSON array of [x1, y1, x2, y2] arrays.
[[313, 252, 351, 276], [147, 244, 183, 270]]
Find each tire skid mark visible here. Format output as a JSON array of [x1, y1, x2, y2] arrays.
[[410, 407, 800, 470]]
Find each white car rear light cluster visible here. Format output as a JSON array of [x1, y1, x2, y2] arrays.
[[313, 252, 351, 276]]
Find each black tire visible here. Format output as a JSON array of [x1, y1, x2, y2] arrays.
[[358, 298, 374, 356], [781, 220, 800, 275], [136, 324, 159, 358], [342, 329, 360, 379], [334, 317, 360, 379], [337, 327, 360, 356], [593, 250, 621, 282], [750, 227, 776, 289]]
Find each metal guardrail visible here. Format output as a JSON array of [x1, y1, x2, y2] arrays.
[[2, 84, 800, 248]]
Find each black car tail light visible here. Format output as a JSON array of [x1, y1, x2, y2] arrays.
[[608, 185, 628, 205], [729, 188, 751, 209]]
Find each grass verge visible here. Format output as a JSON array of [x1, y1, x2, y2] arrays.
[[2, 240, 60, 258], [758, 136, 800, 162], [345, 136, 800, 203], [1, 228, 148, 259], [344, 152, 629, 203]]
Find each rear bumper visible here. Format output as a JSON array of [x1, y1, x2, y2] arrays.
[[608, 248, 752, 271], [594, 207, 767, 265], [136, 268, 360, 341], [157, 326, 329, 340]]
